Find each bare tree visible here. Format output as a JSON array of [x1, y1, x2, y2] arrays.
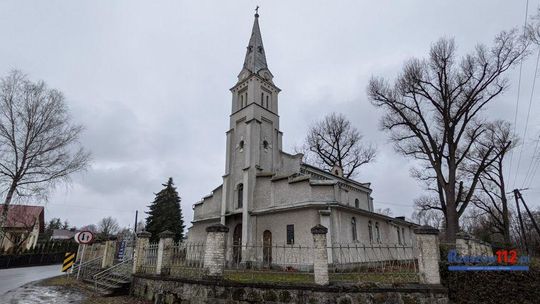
[[471, 120, 517, 246], [0, 71, 90, 239], [375, 208, 393, 217], [411, 196, 445, 229], [302, 113, 376, 178], [97, 216, 120, 238], [80, 224, 97, 233], [368, 31, 528, 243]]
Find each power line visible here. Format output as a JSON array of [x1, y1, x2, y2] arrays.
[[513, 48, 540, 188], [508, 0, 530, 184], [522, 134, 540, 187]]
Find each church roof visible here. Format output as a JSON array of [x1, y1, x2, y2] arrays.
[[300, 163, 372, 191], [238, 12, 272, 80]]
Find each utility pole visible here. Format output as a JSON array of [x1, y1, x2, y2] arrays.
[[134, 210, 138, 234], [515, 189, 540, 238], [513, 189, 529, 254]]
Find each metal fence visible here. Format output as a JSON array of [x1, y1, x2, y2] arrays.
[[329, 243, 419, 283], [139, 243, 158, 274], [167, 242, 205, 278], [224, 243, 315, 284]]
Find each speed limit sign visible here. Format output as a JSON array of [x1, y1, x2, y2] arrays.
[[75, 231, 94, 244]]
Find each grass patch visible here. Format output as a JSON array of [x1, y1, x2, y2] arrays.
[[224, 270, 314, 284], [330, 272, 419, 284], [39, 275, 80, 288], [223, 270, 419, 285]]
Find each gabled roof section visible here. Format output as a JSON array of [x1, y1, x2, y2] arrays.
[[0, 204, 45, 232], [300, 163, 372, 192]]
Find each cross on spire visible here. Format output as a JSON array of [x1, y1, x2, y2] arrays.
[[255, 6, 259, 16]]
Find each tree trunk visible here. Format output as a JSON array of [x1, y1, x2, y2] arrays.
[[0, 183, 17, 242], [445, 206, 459, 244]]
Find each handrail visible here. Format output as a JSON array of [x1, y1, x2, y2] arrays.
[[93, 257, 133, 280], [92, 257, 133, 292], [77, 255, 103, 267], [73, 255, 103, 280]]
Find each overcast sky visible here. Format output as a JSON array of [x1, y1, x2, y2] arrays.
[[0, 1, 539, 230]]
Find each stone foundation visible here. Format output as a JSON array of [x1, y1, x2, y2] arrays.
[[132, 274, 448, 304]]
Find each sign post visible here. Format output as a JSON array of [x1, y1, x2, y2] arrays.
[[74, 231, 95, 280]]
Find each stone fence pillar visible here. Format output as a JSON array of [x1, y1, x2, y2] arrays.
[[203, 224, 229, 278], [414, 225, 441, 284], [156, 230, 175, 275], [311, 224, 329, 285], [101, 237, 117, 268], [133, 231, 151, 274]]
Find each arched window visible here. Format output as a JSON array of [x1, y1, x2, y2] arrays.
[[261, 92, 264, 105], [266, 95, 269, 108], [237, 184, 243, 209], [355, 198, 360, 208], [263, 140, 269, 150], [240, 95, 244, 108], [351, 217, 357, 241], [368, 221, 373, 243], [375, 222, 380, 243]]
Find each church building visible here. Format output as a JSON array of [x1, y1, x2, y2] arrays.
[[187, 12, 417, 263]]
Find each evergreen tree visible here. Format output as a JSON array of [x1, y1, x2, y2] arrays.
[[145, 177, 185, 242]]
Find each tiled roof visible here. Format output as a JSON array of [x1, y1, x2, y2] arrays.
[[0, 204, 45, 232]]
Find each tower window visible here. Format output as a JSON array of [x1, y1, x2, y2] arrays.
[[240, 95, 244, 108], [397, 227, 402, 245], [237, 184, 243, 209], [261, 93, 264, 105], [355, 198, 359, 208], [266, 95, 269, 108], [263, 140, 269, 150], [239, 140, 244, 151], [351, 217, 357, 241]]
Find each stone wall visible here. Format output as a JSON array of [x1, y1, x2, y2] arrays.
[[455, 234, 493, 256], [132, 275, 449, 304]]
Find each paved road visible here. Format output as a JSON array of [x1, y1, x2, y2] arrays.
[[0, 264, 63, 295]]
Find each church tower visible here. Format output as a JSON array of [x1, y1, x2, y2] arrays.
[[220, 11, 282, 247]]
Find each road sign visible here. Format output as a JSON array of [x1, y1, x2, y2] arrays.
[[62, 252, 76, 272], [75, 231, 94, 244], [117, 240, 126, 260]]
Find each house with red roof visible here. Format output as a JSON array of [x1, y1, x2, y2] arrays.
[[0, 204, 44, 253]]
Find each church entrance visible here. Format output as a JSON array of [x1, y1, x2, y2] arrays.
[[232, 224, 242, 265], [263, 230, 272, 267]]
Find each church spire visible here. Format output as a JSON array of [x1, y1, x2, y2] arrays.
[[238, 9, 273, 82]]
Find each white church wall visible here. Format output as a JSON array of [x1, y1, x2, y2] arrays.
[[187, 220, 221, 243], [258, 119, 274, 171], [253, 209, 319, 246], [253, 177, 271, 209], [311, 185, 336, 202], [272, 179, 311, 206], [331, 208, 415, 246]]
